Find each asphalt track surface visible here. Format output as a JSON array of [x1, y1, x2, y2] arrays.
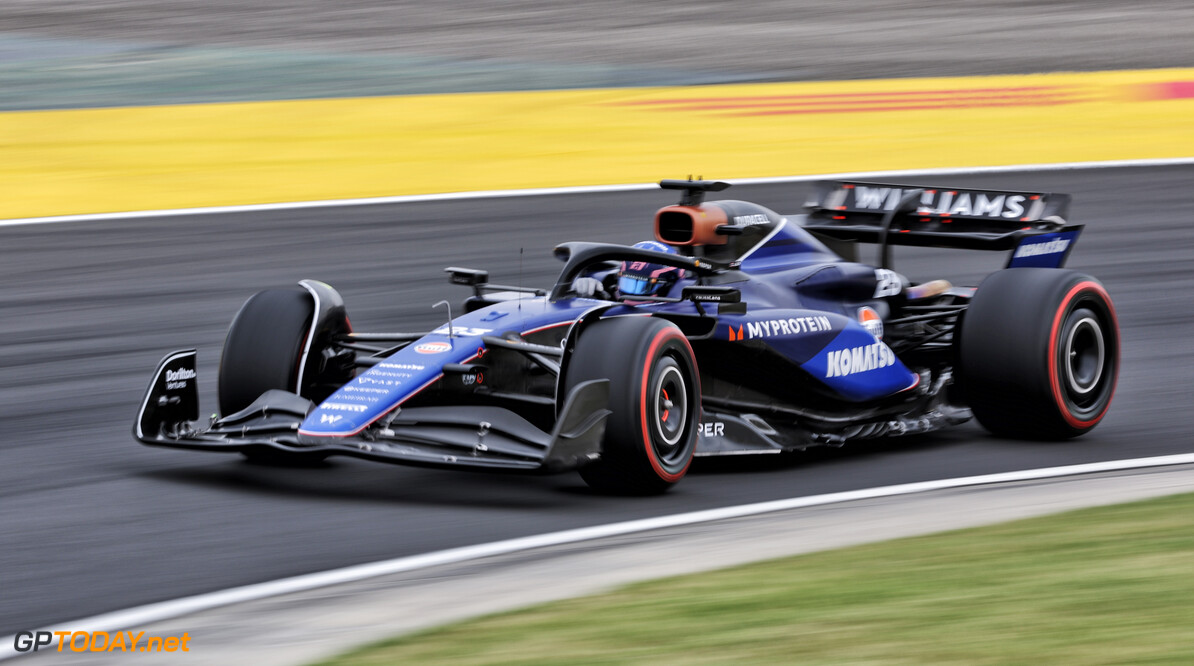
[[2, 166, 1192, 636]]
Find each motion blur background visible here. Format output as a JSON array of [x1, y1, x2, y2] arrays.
[[7, 0, 1194, 107], [5, 1, 1194, 218]]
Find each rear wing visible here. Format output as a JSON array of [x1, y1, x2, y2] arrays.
[[801, 180, 1082, 267]]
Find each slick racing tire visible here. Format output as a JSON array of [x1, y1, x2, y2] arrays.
[[219, 287, 333, 465], [219, 288, 315, 416], [957, 268, 1119, 439], [565, 317, 700, 495]]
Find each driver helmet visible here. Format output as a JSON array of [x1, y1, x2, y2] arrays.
[[618, 241, 681, 297]]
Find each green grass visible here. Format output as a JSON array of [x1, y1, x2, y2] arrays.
[[319, 492, 1194, 665]]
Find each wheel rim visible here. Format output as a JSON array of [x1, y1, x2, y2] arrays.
[[651, 360, 688, 459], [1057, 304, 1115, 418], [1064, 315, 1105, 396]]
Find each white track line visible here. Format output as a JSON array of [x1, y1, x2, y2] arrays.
[[3, 453, 1194, 660], [3, 157, 1194, 228]]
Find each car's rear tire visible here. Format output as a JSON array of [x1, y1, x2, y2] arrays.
[[957, 268, 1119, 439], [564, 317, 700, 494]]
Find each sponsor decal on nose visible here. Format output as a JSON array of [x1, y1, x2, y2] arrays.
[[414, 341, 452, 354], [858, 306, 884, 340]]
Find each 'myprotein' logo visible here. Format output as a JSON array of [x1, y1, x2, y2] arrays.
[[825, 342, 896, 377], [746, 315, 832, 339]]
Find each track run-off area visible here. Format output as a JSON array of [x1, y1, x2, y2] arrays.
[[2, 62, 1194, 661]]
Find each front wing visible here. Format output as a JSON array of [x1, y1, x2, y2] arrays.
[[134, 350, 610, 473]]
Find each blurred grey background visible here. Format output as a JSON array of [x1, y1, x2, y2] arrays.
[[3, 0, 1193, 109]]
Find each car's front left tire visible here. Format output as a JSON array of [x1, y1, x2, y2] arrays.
[[218, 287, 315, 416], [218, 285, 352, 464]]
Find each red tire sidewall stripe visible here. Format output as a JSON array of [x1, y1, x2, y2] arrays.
[[1047, 280, 1119, 428], [638, 327, 696, 482]]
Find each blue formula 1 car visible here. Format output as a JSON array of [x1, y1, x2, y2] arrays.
[[136, 179, 1119, 494]]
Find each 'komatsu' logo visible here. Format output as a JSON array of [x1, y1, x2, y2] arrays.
[[825, 342, 896, 377], [1014, 238, 1070, 258]]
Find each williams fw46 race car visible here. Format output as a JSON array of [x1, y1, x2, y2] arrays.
[[136, 179, 1119, 494]]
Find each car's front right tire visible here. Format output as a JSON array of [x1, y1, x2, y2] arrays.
[[564, 317, 700, 494]]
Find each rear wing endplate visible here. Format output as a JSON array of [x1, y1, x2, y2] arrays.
[[802, 181, 1081, 259]]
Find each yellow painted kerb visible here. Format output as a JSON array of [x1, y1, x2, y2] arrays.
[[1, 68, 1192, 219]]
